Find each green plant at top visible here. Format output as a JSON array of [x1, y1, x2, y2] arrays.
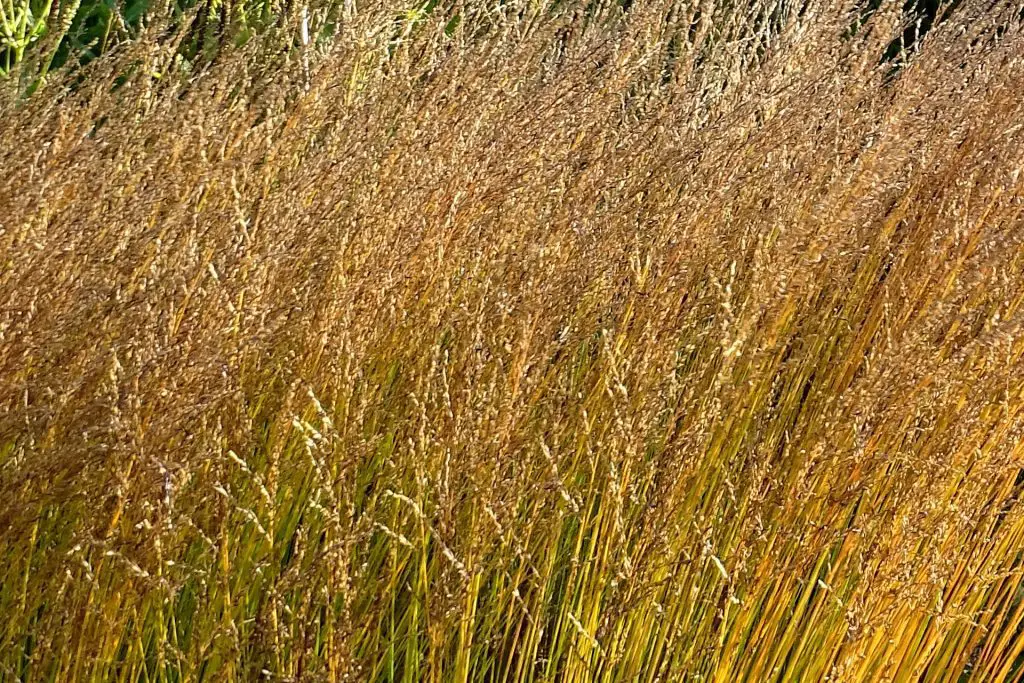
[[1, 0, 154, 81], [1, 0, 52, 73]]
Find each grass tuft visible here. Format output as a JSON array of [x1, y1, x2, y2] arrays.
[[3, 0, 1024, 680]]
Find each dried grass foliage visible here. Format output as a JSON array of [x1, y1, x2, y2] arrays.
[[2, 0, 1024, 680]]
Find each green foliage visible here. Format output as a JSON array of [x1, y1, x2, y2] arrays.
[[1, 0, 53, 72]]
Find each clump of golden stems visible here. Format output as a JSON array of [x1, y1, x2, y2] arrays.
[[1, 0, 1024, 680]]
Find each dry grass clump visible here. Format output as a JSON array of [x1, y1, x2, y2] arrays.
[[2, 0, 1024, 680]]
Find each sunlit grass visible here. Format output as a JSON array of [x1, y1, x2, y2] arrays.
[[1, 0, 1024, 680]]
